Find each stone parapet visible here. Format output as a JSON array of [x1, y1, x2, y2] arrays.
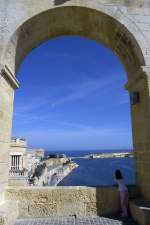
[[0, 0, 150, 208], [129, 198, 150, 225], [8, 177, 28, 187], [4, 186, 138, 219]]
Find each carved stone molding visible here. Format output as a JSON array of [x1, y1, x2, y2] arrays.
[[0, 65, 19, 90], [125, 66, 150, 91]]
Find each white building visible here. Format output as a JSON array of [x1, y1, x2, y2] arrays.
[[9, 138, 45, 186], [9, 138, 27, 176]]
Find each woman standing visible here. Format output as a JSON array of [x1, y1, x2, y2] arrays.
[[115, 169, 129, 218]]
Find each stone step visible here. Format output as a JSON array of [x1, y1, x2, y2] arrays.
[[130, 198, 150, 225], [0, 201, 18, 225]]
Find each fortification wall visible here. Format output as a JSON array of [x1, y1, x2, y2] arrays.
[[5, 186, 138, 218]]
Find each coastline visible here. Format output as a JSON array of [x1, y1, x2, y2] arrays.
[[44, 149, 133, 158], [86, 152, 134, 159]]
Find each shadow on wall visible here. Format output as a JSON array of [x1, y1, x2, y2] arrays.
[[96, 185, 140, 217], [54, 0, 70, 5], [96, 187, 120, 217]]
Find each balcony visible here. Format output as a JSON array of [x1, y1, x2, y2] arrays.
[[8, 169, 28, 187], [9, 169, 27, 177]]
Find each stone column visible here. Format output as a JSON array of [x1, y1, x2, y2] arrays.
[[19, 156, 21, 170], [14, 156, 16, 170], [17, 155, 19, 170], [0, 65, 19, 202], [12, 156, 14, 170], [12, 156, 15, 170], [21, 156, 24, 169], [9, 155, 11, 170], [11, 156, 13, 170], [16, 156, 18, 170], [14, 156, 15, 169], [126, 66, 150, 201], [18, 156, 20, 170]]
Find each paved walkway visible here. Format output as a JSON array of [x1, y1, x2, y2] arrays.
[[15, 216, 137, 225]]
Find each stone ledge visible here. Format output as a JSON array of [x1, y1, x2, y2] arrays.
[[0, 65, 19, 90], [125, 66, 150, 91], [129, 198, 150, 225], [5, 185, 138, 219], [0, 201, 18, 225]]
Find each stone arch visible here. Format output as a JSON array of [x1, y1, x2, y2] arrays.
[[2, 6, 146, 78], [0, 2, 150, 204]]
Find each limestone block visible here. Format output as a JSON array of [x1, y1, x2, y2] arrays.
[[140, 185, 150, 201], [0, 111, 3, 121], [4, 186, 130, 218], [57, 202, 86, 217], [0, 0, 150, 207], [0, 162, 9, 201], [8, 177, 28, 187], [0, 164, 9, 180], [86, 202, 97, 216], [18, 203, 57, 218], [0, 201, 18, 225], [130, 199, 150, 225]]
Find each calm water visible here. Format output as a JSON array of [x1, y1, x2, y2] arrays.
[[45, 150, 136, 186]]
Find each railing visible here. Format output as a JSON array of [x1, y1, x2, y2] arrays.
[[9, 169, 27, 177]]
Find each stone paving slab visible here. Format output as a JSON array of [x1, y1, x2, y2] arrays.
[[14, 217, 137, 225]]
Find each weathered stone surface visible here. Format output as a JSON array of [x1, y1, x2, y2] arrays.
[[0, 201, 18, 225], [0, 111, 3, 120], [4, 186, 137, 219], [130, 199, 150, 225], [8, 177, 28, 187], [0, 2, 150, 223]]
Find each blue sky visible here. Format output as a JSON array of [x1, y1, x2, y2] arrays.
[[12, 36, 133, 151]]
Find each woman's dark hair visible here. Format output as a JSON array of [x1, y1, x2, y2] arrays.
[[115, 170, 123, 180]]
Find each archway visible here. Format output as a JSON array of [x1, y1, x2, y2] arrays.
[[0, 4, 150, 204], [12, 35, 134, 187]]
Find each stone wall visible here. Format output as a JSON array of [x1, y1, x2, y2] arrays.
[[0, 0, 150, 204], [0, 200, 18, 225], [126, 68, 150, 201], [0, 68, 16, 201], [8, 177, 28, 187], [5, 186, 138, 219]]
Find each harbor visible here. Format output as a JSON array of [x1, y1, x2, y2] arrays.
[[9, 138, 78, 187]]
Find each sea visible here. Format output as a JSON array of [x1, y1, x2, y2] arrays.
[[45, 150, 136, 187]]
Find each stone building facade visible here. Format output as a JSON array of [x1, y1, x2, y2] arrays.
[[9, 138, 28, 186], [9, 138, 27, 174], [0, 0, 150, 224], [9, 138, 45, 186]]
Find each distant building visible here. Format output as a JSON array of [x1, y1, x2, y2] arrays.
[[26, 148, 44, 172], [35, 149, 44, 159], [9, 138, 28, 186], [9, 138, 77, 187], [9, 138, 27, 174], [9, 138, 45, 186]]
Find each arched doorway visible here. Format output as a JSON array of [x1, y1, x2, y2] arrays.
[[0, 3, 150, 203]]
